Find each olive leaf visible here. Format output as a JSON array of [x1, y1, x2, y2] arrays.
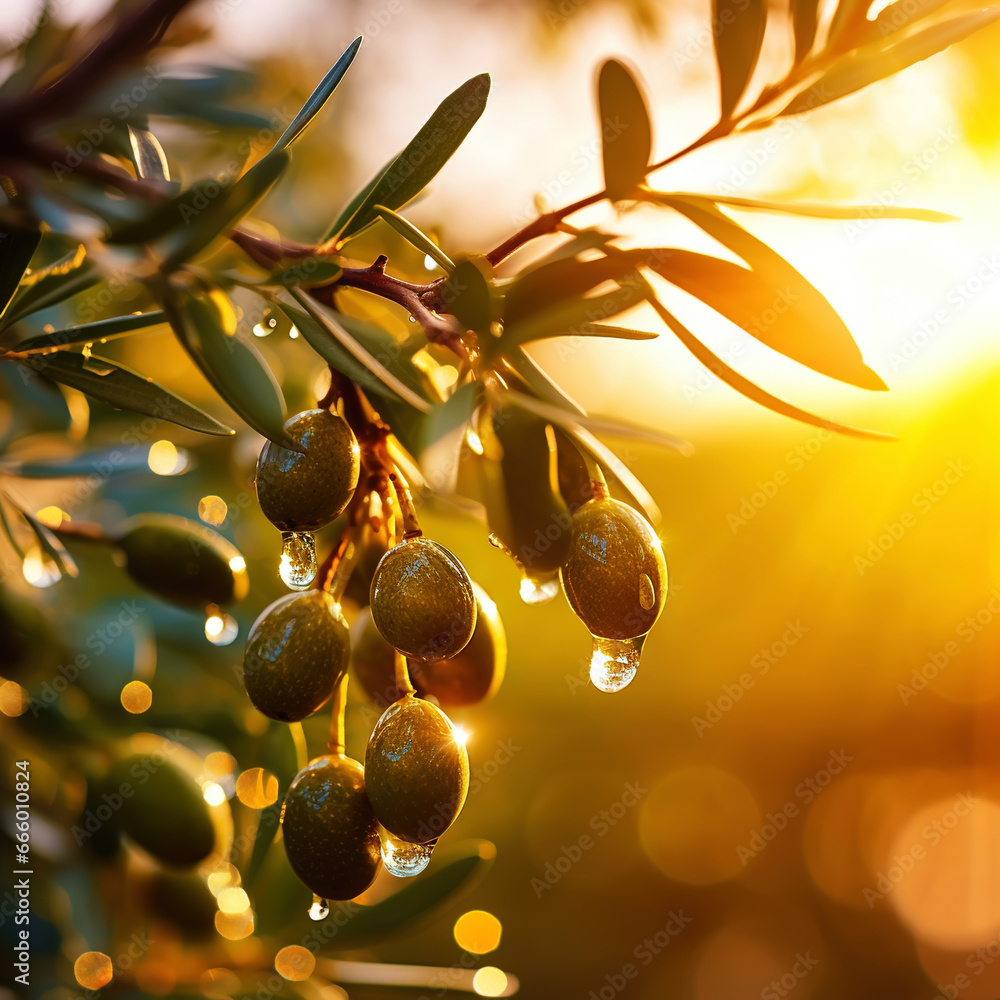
[[826, 0, 875, 53], [128, 124, 170, 182], [286, 289, 433, 413], [639, 276, 895, 440], [373, 204, 456, 272], [162, 283, 297, 448], [4, 492, 79, 578], [646, 194, 887, 390], [14, 349, 234, 436], [780, 9, 1000, 117], [667, 192, 956, 222], [332, 73, 491, 242], [420, 380, 481, 451], [713, 0, 767, 119], [15, 310, 168, 351], [159, 151, 290, 269], [790, 0, 821, 64], [0, 223, 41, 323], [0, 444, 169, 479], [443, 256, 494, 336], [598, 59, 653, 201], [3, 245, 97, 328], [272, 36, 362, 152], [324, 840, 496, 950]]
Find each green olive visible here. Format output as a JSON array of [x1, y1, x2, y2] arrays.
[[369, 537, 476, 661], [243, 590, 349, 723], [256, 409, 360, 532], [116, 514, 248, 610], [364, 694, 469, 844], [106, 752, 215, 867], [354, 582, 505, 709], [560, 496, 667, 640], [281, 754, 381, 901]]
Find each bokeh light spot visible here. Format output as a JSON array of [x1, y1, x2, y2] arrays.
[[639, 766, 761, 885], [472, 966, 508, 997], [199, 495, 228, 525], [205, 752, 236, 777], [274, 945, 316, 981], [74, 952, 113, 990], [120, 680, 152, 714], [217, 887, 250, 914], [454, 910, 502, 954], [236, 768, 278, 808], [148, 440, 183, 475], [0, 680, 28, 717]]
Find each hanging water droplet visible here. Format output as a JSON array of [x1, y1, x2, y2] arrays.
[[279, 532, 317, 589], [519, 571, 559, 606], [638, 573, 655, 611], [589, 635, 643, 693], [380, 833, 436, 877], [308, 895, 329, 921], [81, 341, 93, 359]]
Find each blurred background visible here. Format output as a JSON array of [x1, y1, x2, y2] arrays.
[[1, 0, 1000, 998]]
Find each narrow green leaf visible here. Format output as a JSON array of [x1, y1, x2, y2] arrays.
[[3, 246, 97, 327], [781, 9, 1000, 116], [162, 284, 295, 447], [273, 37, 362, 152], [581, 323, 659, 340], [15, 350, 234, 436], [713, 0, 768, 119], [443, 257, 494, 335], [0, 224, 41, 323], [335, 74, 491, 241], [501, 279, 644, 349], [280, 301, 420, 409], [5, 493, 79, 578], [128, 124, 170, 182], [287, 290, 432, 413], [0, 495, 27, 559], [0, 445, 165, 479], [668, 192, 957, 221], [160, 152, 290, 269], [598, 59, 653, 201], [791, 0, 820, 63], [324, 157, 396, 242], [373, 204, 455, 272], [640, 278, 895, 440], [646, 195, 887, 390], [421, 381, 481, 451], [866, 0, 952, 42], [500, 387, 692, 453], [16, 311, 168, 352], [326, 841, 495, 950], [109, 179, 223, 245]]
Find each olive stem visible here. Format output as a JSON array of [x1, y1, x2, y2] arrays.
[[288, 722, 308, 772], [394, 652, 416, 697], [327, 673, 349, 755], [388, 470, 421, 539], [47, 519, 116, 544]]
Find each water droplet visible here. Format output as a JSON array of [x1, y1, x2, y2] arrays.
[[205, 612, 239, 645], [279, 532, 317, 589], [81, 342, 93, 359], [381, 834, 436, 877], [638, 573, 655, 611], [589, 635, 643, 693], [519, 571, 559, 606], [424, 254, 438, 271], [308, 896, 329, 921]]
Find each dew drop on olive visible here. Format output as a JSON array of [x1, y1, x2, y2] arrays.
[[242, 590, 350, 723], [281, 754, 381, 901]]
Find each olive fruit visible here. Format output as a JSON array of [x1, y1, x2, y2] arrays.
[[370, 537, 476, 660], [560, 496, 667, 640], [365, 694, 469, 844], [116, 514, 248, 610], [243, 591, 349, 723], [353, 583, 505, 709], [105, 752, 215, 867], [256, 409, 360, 532], [281, 754, 381, 901]]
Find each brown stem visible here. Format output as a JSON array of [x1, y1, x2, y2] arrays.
[[485, 191, 605, 267], [388, 470, 420, 539], [394, 652, 416, 697]]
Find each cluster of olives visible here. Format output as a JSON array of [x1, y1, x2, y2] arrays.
[[243, 407, 502, 903]]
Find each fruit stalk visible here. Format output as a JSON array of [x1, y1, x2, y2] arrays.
[[327, 673, 349, 755]]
